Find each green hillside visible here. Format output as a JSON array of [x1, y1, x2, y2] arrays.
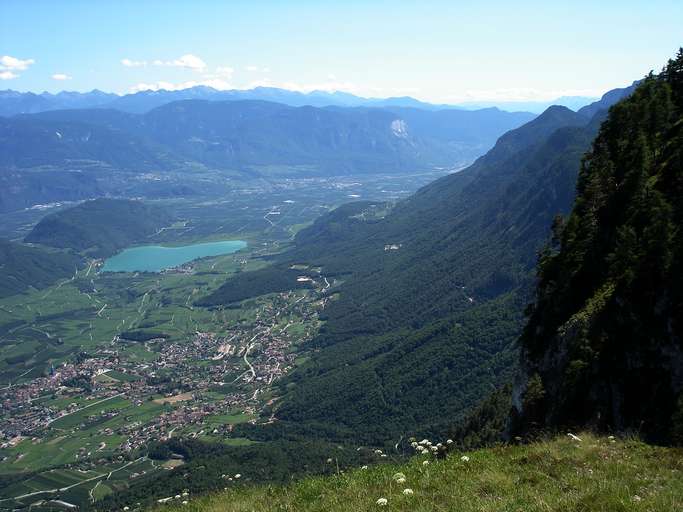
[[25, 100, 535, 175], [160, 434, 682, 512], [0, 239, 81, 297], [514, 50, 683, 444], [0, 169, 102, 213], [223, 86, 634, 445], [0, 116, 180, 171], [24, 198, 173, 258]]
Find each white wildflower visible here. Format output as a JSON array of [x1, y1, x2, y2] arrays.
[[402, 488, 414, 496], [419, 439, 429, 446], [422, 460, 430, 466], [123, 508, 130, 511], [567, 433, 582, 442], [380, 454, 388, 458], [436, 443, 443, 448], [234, 473, 241, 479], [181, 501, 188, 506], [397, 477, 406, 484], [608, 435, 615, 440], [430, 446, 438, 453], [376, 497, 388, 506], [446, 439, 454, 445], [461, 455, 470, 462], [392, 472, 406, 481], [326, 458, 333, 463], [175, 495, 181, 499], [361, 465, 369, 470]]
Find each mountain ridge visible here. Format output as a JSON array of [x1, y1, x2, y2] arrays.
[[0, 85, 605, 117], [214, 82, 637, 444], [5, 99, 536, 176], [513, 51, 683, 444]]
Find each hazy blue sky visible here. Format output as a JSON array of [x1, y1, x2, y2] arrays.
[[1, 0, 681, 102]]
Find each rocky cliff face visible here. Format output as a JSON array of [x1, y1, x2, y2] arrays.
[[512, 49, 683, 444]]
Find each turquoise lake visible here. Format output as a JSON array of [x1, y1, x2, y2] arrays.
[[102, 240, 247, 272]]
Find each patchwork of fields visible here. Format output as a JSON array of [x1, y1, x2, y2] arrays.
[[0, 169, 454, 510]]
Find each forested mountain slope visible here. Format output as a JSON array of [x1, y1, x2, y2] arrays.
[[1, 100, 533, 214], [326, 105, 535, 154], [513, 50, 683, 444], [0, 168, 101, 213], [134, 100, 455, 172], [0, 115, 181, 171], [24, 198, 173, 258], [21, 100, 534, 174], [0, 239, 81, 298], [228, 84, 636, 444]]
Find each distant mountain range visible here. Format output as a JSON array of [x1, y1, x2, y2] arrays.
[[0, 86, 601, 116], [457, 95, 599, 114], [0, 89, 119, 116], [0, 84, 632, 215], [3, 100, 533, 175], [0, 95, 539, 213]]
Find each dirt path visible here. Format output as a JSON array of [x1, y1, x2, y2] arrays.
[[243, 342, 256, 382]]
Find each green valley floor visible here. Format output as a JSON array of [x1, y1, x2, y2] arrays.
[[161, 434, 682, 512]]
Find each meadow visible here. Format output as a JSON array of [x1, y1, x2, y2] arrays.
[[163, 434, 683, 512]]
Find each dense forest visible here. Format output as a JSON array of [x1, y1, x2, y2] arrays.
[[203, 84, 637, 445], [197, 266, 313, 306], [24, 198, 173, 258], [0, 238, 81, 297], [513, 50, 683, 444]]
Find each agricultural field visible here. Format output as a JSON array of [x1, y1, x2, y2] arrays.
[[0, 169, 451, 510]]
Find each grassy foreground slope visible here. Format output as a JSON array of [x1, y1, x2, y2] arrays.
[[164, 434, 682, 512]]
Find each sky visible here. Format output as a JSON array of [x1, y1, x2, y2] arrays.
[[1, 0, 682, 103]]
